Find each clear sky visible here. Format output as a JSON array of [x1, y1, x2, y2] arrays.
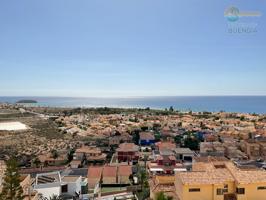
[[0, 0, 265, 97]]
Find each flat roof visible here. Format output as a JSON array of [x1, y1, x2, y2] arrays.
[[175, 148, 194, 154]]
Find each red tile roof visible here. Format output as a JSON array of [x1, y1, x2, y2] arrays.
[[156, 142, 176, 151], [103, 166, 117, 177], [88, 166, 103, 179], [118, 165, 132, 176], [116, 143, 139, 152], [140, 132, 155, 140]]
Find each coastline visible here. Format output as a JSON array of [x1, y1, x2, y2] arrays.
[[1, 96, 266, 114]]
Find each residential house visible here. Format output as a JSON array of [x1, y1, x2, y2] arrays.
[[102, 166, 117, 184], [155, 142, 176, 151], [243, 140, 260, 159], [70, 160, 82, 169], [259, 141, 266, 159], [34, 171, 82, 199], [149, 142, 187, 175], [139, 132, 155, 146], [118, 165, 132, 185], [88, 164, 132, 191], [61, 176, 82, 196], [38, 154, 67, 166], [175, 159, 266, 200], [75, 146, 106, 163], [87, 166, 103, 193], [109, 134, 132, 146], [223, 141, 247, 160], [116, 143, 139, 163], [148, 156, 185, 175], [200, 142, 225, 157], [20, 174, 39, 200], [149, 176, 177, 200], [174, 148, 194, 162]]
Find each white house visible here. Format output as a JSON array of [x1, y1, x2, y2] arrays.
[[34, 171, 82, 199]]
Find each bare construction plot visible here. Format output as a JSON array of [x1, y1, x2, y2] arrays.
[[0, 122, 28, 131]]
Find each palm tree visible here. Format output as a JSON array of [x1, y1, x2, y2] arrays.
[[49, 195, 63, 200], [155, 192, 173, 200], [139, 168, 148, 191], [143, 154, 148, 168]]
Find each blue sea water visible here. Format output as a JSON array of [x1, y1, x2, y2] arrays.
[[0, 96, 266, 114]]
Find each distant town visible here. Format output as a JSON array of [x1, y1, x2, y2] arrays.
[[1, 102, 266, 200]]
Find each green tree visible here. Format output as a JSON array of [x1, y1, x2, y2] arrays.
[[51, 149, 59, 159], [155, 192, 173, 200], [169, 106, 174, 112], [174, 135, 182, 144], [138, 168, 148, 191], [32, 157, 41, 168], [0, 158, 24, 200], [240, 115, 245, 121], [67, 148, 75, 163], [184, 137, 199, 150], [132, 130, 140, 145]]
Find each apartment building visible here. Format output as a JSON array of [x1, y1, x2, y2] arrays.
[[175, 158, 266, 200]]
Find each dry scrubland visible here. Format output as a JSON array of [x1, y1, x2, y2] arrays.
[[0, 110, 76, 160]]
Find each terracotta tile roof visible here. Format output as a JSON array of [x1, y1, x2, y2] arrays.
[[226, 162, 266, 184], [139, 132, 155, 140], [156, 142, 176, 151], [87, 166, 103, 179], [150, 176, 177, 200], [103, 166, 117, 177], [118, 165, 132, 176], [177, 160, 266, 185], [116, 143, 139, 152], [177, 170, 233, 185], [155, 176, 175, 184]]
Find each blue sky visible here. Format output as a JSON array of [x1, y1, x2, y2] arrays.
[[0, 0, 265, 97]]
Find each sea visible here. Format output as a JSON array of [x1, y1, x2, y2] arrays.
[[0, 96, 266, 114]]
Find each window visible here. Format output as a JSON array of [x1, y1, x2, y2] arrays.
[[236, 188, 245, 194], [214, 164, 226, 169], [223, 184, 228, 193], [258, 186, 266, 190], [217, 188, 224, 195], [189, 188, 200, 192], [62, 184, 68, 193]]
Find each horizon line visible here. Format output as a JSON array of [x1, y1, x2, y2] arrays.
[[1, 95, 266, 99]]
